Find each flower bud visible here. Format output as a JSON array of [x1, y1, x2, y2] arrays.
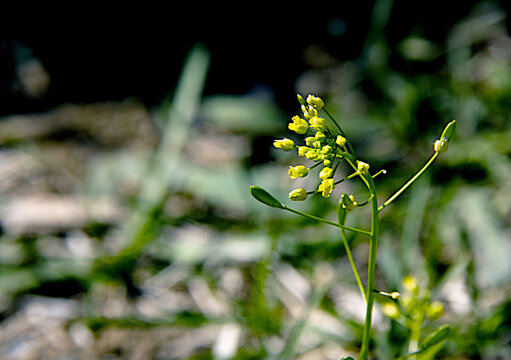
[[319, 166, 333, 180], [318, 178, 335, 198], [288, 165, 309, 179], [305, 136, 315, 146], [322, 145, 333, 155], [357, 161, 370, 175], [288, 115, 309, 134], [273, 138, 295, 151], [315, 131, 326, 141], [297, 146, 310, 157], [289, 188, 308, 201], [434, 139, 448, 153], [306, 94, 324, 109], [336, 135, 347, 147], [297, 94, 306, 106], [309, 116, 328, 131]]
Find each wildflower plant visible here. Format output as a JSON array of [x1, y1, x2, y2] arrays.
[[250, 94, 456, 359]]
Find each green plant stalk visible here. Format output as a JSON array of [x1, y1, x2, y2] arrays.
[[283, 206, 372, 237], [408, 310, 425, 353], [378, 151, 439, 212], [358, 173, 379, 360], [340, 228, 367, 302]]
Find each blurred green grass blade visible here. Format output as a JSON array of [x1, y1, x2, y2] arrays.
[[201, 94, 283, 134], [0, 268, 38, 296], [396, 325, 449, 360], [419, 325, 450, 351], [95, 45, 210, 271], [457, 188, 511, 288]]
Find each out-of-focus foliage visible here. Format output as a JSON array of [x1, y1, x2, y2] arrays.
[[0, 1, 510, 359]]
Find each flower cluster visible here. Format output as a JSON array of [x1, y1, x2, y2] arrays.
[[273, 94, 371, 201]]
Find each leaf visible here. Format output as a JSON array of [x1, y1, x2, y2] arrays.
[[419, 325, 450, 351], [249, 186, 285, 209], [440, 120, 456, 142]]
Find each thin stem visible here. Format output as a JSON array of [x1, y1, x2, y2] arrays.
[[322, 107, 357, 156], [283, 206, 372, 236], [378, 152, 439, 212], [340, 229, 367, 302], [358, 174, 379, 360], [335, 171, 359, 186], [306, 161, 323, 171]]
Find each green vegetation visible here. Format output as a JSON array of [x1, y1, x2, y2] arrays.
[[1, 2, 511, 359]]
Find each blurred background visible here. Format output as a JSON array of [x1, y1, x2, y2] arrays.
[[1, 1, 510, 359]]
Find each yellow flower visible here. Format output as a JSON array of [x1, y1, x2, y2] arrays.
[[288, 115, 309, 134], [273, 138, 295, 151], [289, 188, 308, 201], [318, 178, 335, 198], [322, 145, 333, 155], [309, 116, 328, 131], [306, 94, 324, 109], [319, 167, 333, 180], [315, 131, 326, 141], [305, 136, 316, 146], [305, 149, 320, 161], [288, 165, 309, 179], [336, 135, 347, 147], [357, 161, 370, 175], [297, 146, 311, 157]]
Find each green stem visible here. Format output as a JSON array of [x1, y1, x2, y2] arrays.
[[323, 107, 357, 156], [283, 206, 372, 237], [378, 152, 439, 212], [341, 228, 367, 302], [358, 174, 379, 360]]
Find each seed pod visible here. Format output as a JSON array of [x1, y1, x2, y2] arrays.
[[337, 196, 348, 225]]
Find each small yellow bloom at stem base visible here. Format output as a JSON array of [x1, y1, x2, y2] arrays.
[[289, 188, 308, 201], [273, 138, 295, 151]]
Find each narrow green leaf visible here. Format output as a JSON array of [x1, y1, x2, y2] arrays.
[[249, 186, 285, 209], [440, 120, 456, 142], [419, 325, 450, 351]]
